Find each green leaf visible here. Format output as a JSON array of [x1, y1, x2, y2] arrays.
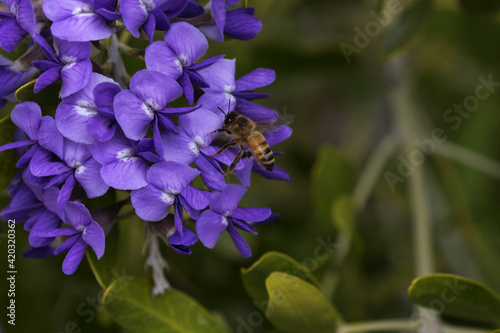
[[330, 195, 356, 235], [311, 146, 353, 227], [488, 330, 500, 333], [408, 273, 500, 328], [0, 115, 18, 191], [15, 79, 61, 116], [103, 277, 227, 333], [265, 272, 342, 333], [379, 0, 432, 57], [241, 251, 322, 304]]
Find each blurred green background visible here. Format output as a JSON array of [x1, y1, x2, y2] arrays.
[[2, 0, 500, 332]]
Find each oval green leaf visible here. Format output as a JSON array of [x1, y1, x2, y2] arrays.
[[330, 195, 356, 235], [265, 272, 342, 333], [241, 251, 322, 305], [311, 146, 353, 227], [103, 277, 227, 333], [408, 273, 500, 328], [379, 0, 432, 57], [0, 115, 18, 191]]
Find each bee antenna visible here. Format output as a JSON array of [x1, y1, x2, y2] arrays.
[[217, 107, 227, 116]]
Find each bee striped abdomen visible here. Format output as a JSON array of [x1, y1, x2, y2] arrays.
[[248, 132, 274, 172]]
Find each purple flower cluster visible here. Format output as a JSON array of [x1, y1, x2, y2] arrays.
[[0, 0, 291, 276]]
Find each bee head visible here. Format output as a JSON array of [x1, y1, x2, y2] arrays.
[[224, 111, 238, 127]]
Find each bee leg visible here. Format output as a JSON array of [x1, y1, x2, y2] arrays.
[[242, 151, 252, 159], [209, 128, 232, 135], [225, 146, 244, 175], [210, 140, 238, 157]]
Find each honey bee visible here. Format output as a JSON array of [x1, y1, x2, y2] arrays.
[[210, 104, 274, 175]]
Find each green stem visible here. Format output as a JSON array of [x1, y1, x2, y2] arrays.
[[388, 56, 438, 329], [436, 141, 500, 180], [340, 320, 489, 333], [353, 132, 400, 211]]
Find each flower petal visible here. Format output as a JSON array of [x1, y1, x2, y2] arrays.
[[145, 40, 182, 79], [38, 117, 65, 159], [114, 90, 153, 140], [146, 161, 200, 193], [180, 185, 210, 211], [62, 237, 88, 275], [235, 97, 278, 125], [178, 108, 222, 145], [165, 22, 208, 65], [224, 7, 261, 41], [196, 209, 227, 248], [51, 14, 115, 42], [64, 201, 93, 228], [195, 153, 225, 191], [232, 207, 271, 222], [60, 59, 92, 97], [10, 102, 42, 140], [130, 184, 172, 221], [100, 158, 148, 190], [119, 0, 148, 37], [130, 69, 183, 108], [226, 222, 251, 258], [34, 66, 62, 93], [235, 68, 275, 92], [198, 58, 235, 92], [210, 183, 247, 215], [82, 220, 105, 258], [161, 130, 198, 165], [75, 157, 109, 197]]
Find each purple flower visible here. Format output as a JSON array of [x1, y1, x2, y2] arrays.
[[55, 73, 120, 144], [197, 58, 278, 124], [43, 0, 121, 41], [36, 201, 105, 275], [0, 0, 37, 52], [91, 129, 149, 190], [145, 21, 224, 105], [214, 124, 292, 186], [33, 38, 92, 97], [168, 225, 197, 255], [114, 69, 199, 156], [0, 55, 38, 99], [0, 102, 52, 184], [120, 0, 187, 41], [1, 171, 44, 222], [131, 161, 210, 235], [199, 0, 261, 42], [177, 0, 204, 18], [161, 108, 226, 190], [196, 184, 275, 258], [30, 116, 108, 209]]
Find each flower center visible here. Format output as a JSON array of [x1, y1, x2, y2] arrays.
[[72, 4, 94, 15]]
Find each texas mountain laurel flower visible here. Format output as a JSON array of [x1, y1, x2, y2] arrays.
[[0, 0, 291, 292]]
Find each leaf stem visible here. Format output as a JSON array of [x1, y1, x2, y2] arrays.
[[388, 55, 438, 330], [353, 131, 400, 211], [436, 141, 500, 180]]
